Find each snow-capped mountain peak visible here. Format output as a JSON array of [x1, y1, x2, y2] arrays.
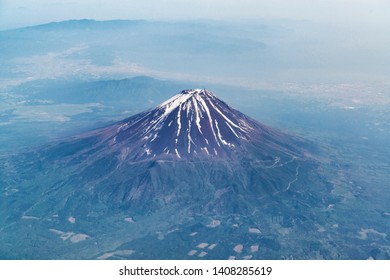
[[108, 89, 259, 159], [157, 89, 211, 118]]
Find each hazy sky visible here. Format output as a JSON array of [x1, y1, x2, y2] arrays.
[[1, 0, 390, 29]]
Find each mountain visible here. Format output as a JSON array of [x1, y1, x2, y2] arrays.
[[0, 89, 327, 259], [32, 89, 312, 211], [65, 88, 302, 161]]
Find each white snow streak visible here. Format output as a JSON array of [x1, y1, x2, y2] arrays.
[[207, 99, 244, 132], [177, 103, 182, 137], [175, 148, 181, 158], [187, 115, 194, 153], [150, 133, 158, 142], [225, 121, 240, 138], [196, 94, 219, 145], [202, 147, 210, 155], [192, 97, 203, 134], [215, 119, 229, 146], [186, 102, 192, 117]]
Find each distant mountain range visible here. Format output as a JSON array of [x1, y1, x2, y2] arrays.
[[0, 19, 271, 85]]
